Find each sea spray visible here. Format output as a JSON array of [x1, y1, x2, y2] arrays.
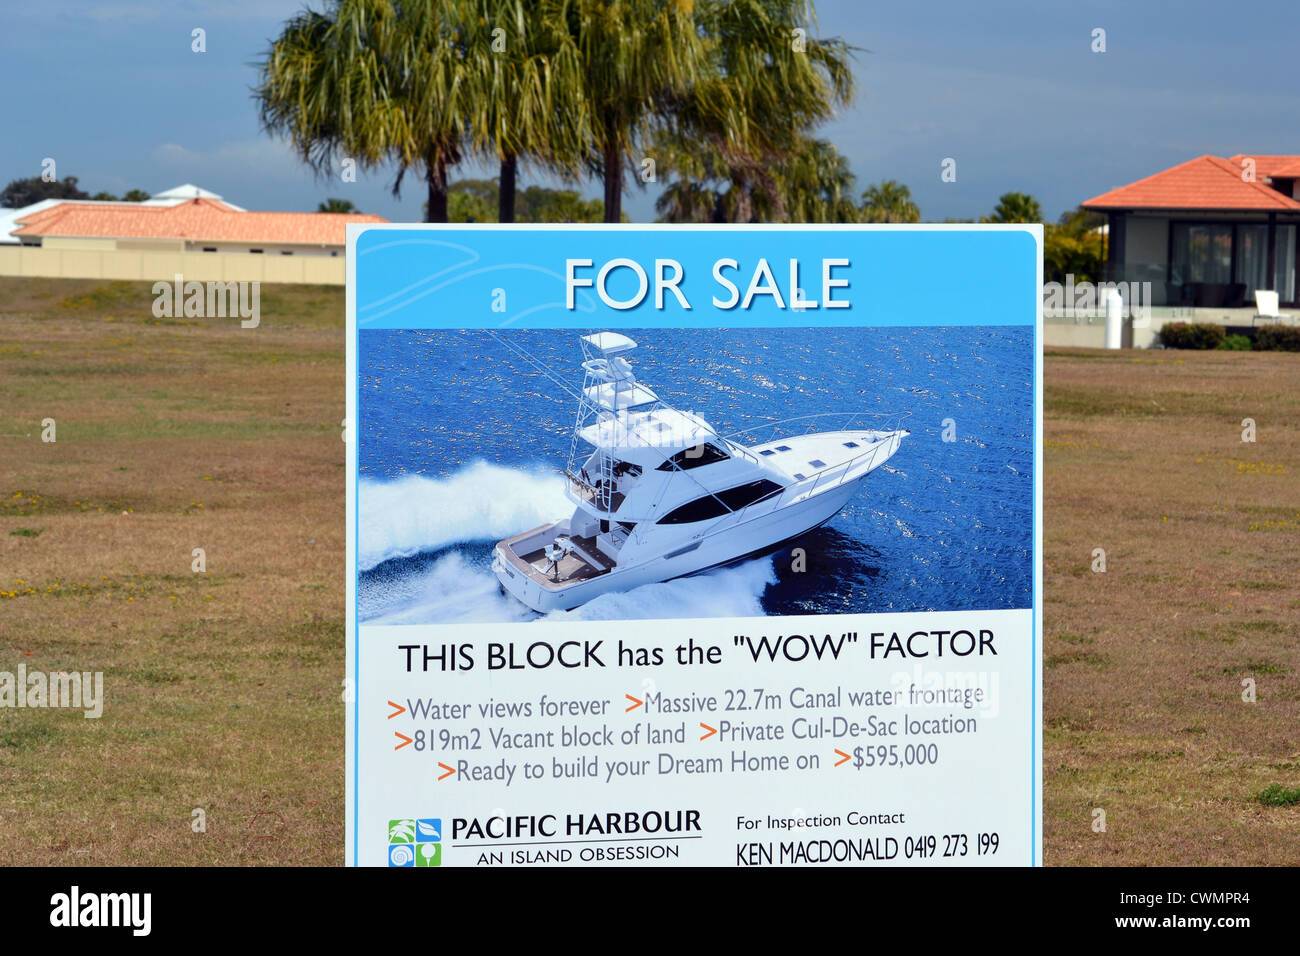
[[554, 558, 778, 621], [362, 550, 535, 625], [358, 461, 568, 571]]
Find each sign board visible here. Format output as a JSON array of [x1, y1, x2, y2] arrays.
[[345, 224, 1042, 866]]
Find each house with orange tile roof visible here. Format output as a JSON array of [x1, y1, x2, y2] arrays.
[[0, 185, 387, 285], [1082, 155, 1300, 309], [10, 195, 385, 256]]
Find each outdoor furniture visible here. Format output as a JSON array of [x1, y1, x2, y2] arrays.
[[1252, 290, 1294, 325]]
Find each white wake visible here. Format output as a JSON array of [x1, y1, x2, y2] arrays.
[[359, 462, 778, 623], [358, 462, 568, 571]]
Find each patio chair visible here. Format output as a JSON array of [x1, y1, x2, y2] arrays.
[[1252, 290, 1293, 325]]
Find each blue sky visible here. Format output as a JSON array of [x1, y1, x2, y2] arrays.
[[5, 0, 1297, 222]]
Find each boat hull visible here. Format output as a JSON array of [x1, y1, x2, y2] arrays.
[[493, 476, 867, 613]]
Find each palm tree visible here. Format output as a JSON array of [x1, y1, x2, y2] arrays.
[[859, 180, 919, 223], [781, 138, 858, 223], [653, 0, 856, 223], [655, 133, 856, 224], [460, 0, 588, 222], [563, 0, 704, 223], [256, 0, 473, 222], [654, 136, 731, 222], [987, 191, 1043, 223], [317, 197, 359, 213]]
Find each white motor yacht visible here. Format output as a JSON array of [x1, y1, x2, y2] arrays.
[[492, 332, 908, 612]]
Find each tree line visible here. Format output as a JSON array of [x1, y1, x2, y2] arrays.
[[0, 176, 151, 208], [255, 0, 856, 224]]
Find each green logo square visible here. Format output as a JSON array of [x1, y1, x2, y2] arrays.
[[415, 843, 442, 867], [388, 819, 415, 843]]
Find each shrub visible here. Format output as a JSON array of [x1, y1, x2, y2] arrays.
[[1219, 334, 1252, 351], [1256, 783, 1300, 807], [1158, 322, 1224, 349], [1253, 325, 1300, 352]]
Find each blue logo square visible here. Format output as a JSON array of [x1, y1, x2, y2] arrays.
[[416, 818, 442, 843], [388, 843, 416, 867]]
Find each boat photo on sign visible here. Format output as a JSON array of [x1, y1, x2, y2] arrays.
[[357, 324, 1031, 623]]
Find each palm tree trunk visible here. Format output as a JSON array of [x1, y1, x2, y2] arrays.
[[602, 136, 621, 223], [499, 154, 517, 223], [425, 158, 448, 223]]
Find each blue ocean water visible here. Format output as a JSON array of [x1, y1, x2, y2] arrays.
[[357, 327, 1033, 623]]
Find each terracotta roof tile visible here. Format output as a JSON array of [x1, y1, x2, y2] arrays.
[[1265, 160, 1300, 179], [1227, 154, 1300, 180], [1082, 155, 1300, 212], [12, 198, 387, 245]]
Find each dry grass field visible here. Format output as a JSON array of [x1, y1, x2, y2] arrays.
[[1044, 347, 1300, 864], [0, 278, 346, 864], [1, 276, 1296, 865]]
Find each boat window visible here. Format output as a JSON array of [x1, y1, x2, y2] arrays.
[[656, 479, 783, 524], [760, 449, 776, 456], [843, 441, 859, 448], [655, 442, 730, 472], [809, 459, 827, 468], [775, 445, 792, 452], [793, 473, 806, 480]]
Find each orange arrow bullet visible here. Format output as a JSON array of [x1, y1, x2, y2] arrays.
[[625, 694, 643, 712], [699, 722, 717, 741], [438, 762, 455, 781], [387, 700, 405, 719], [834, 748, 852, 767], [394, 731, 413, 750]]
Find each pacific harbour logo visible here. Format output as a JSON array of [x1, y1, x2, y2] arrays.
[[388, 818, 442, 867]]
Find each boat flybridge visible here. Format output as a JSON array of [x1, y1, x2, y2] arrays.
[[491, 332, 908, 613]]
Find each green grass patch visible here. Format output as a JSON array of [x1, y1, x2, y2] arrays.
[[1046, 651, 1109, 669], [1230, 620, 1287, 635], [1131, 749, 1185, 761], [8, 527, 43, 537], [0, 720, 60, 751], [8, 362, 166, 378], [56, 280, 148, 314], [1256, 784, 1300, 807], [1054, 631, 1093, 645], [3, 492, 135, 517], [122, 665, 188, 685], [1221, 661, 1286, 676]]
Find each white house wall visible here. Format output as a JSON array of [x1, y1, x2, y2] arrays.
[[0, 245, 344, 285]]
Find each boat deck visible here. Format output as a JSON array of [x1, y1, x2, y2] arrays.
[[501, 526, 613, 589]]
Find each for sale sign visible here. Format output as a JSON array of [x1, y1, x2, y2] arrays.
[[345, 224, 1042, 866]]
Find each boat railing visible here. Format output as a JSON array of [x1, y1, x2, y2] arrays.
[[565, 470, 609, 510], [718, 410, 911, 451]]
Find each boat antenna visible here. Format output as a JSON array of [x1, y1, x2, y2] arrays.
[[485, 329, 583, 404]]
